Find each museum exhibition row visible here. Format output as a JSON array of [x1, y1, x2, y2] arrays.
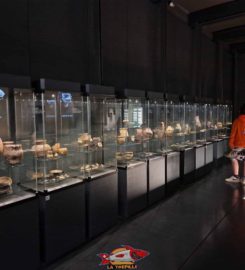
[[0, 74, 232, 269]]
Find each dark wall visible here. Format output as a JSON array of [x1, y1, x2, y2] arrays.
[[237, 54, 245, 114], [101, 0, 164, 91], [199, 35, 217, 99], [0, 0, 233, 102], [223, 50, 233, 101], [166, 12, 192, 95], [0, 0, 30, 75], [29, 0, 100, 83]]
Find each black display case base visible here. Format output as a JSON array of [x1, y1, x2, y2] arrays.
[[223, 137, 229, 153], [0, 194, 40, 270], [206, 142, 214, 164], [195, 145, 206, 180], [87, 170, 118, 239], [213, 139, 224, 160], [180, 148, 195, 185], [118, 161, 147, 218], [39, 182, 86, 265], [147, 156, 165, 205], [165, 151, 180, 195]]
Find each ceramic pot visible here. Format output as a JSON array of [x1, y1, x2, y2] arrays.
[[78, 133, 91, 146], [117, 136, 126, 145], [135, 128, 143, 141], [57, 147, 68, 155], [154, 128, 165, 139], [0, 176, 12, 194], [166, 126, 174, 137], [142, 127, 153, 139], [50, 169, 63, 177], [52, 143, 61, 153], [0, 138, 3, 154], [92, 137, 102, 148], [217, 122, 223, 129], [32, 140, 51, 158], [3, 141, 14, 146], [3, 144, 23, 165], [119, 128, 129, 138], [125, 152, 134, 160]]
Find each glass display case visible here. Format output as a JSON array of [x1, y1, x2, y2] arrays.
[[195, 103, 207, 144], [116, 90, 150, 165], [83, 84, 119, 238], [225, 104, 233, 136], [81, 86, 119, 178], [206, 103, 214, 141], [184, 101, 197, 147], [217, 104, 227, 138], [22, 81, 84, 193], [117, 89, 148, 217], [165, 98, 186, 152], [147, 93, 166, 154], [0, 84, 36, 206], [208, 104, 219, 140]]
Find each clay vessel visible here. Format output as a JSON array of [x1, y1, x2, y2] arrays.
[[3, 144, 23, 165], [142, 127, 153, 139], [119, 128, 129, 138], [0, 138, 3, 154], [78, 133, 91, 146], [32, 140, 51, 158]]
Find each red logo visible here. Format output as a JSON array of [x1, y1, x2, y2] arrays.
[[97, 245, 149, 269]]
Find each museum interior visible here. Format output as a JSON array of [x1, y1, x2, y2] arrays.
[[0, 0, 245, 269]]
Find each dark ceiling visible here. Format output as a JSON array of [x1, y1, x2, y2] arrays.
[[173, 0, 245, 53]]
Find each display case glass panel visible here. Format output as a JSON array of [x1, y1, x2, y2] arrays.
[[217, 104, 226, 138], [148, 98, 166, 154], [195, 103, 207, 144], [206, 104, 213, 141], [14, 89, 37, 192], [184, 102, 197, 147], [31, 90, 83, 192], [0, 87, 36, 205], [80, 95, 119, 176], [208, 104, 218, 140], [165, 100, 186, 151], [117, 96, 153, 165], [225, 104, 233, 136]]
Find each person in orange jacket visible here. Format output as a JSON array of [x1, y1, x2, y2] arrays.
[[226, 104, 245, 183]]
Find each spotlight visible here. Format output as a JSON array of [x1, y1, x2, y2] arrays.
[[168, 0, 175, 8]]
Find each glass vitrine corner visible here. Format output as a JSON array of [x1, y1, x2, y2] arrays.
[[165, 96, 186, 152], [217, 104, 227, 138], [80, 86, 118, 178], [208, 104, 219, 141], [195, 102, 207, 145], [225, 103, 233, 137], [147, 92, 166, 155], [184, 101, 197, 147], [29, 80, 84, 193], [0, 83, 37, 207], [116, 89, 158, 166]]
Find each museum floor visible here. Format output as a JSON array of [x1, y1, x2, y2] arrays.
[[47, 162, 245, 270]]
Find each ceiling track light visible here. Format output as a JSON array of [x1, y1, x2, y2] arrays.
[[168, 0, 175, 8]]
